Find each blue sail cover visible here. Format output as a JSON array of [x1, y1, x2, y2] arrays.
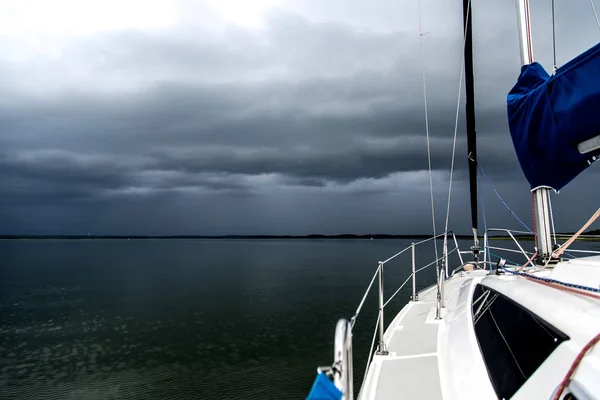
[[306, 373, 342, 400], [507, 42, 600, 190]]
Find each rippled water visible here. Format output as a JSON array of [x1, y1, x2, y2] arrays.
[[2, 238, 597, 399], [0, 239, 442, 400]]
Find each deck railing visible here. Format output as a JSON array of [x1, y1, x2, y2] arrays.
[[318, 229, 600, 399], [483, 228, 535, 265], [483, 228, 600, 267], [318, 231, 466, 399], [369, 232, 464, 357]]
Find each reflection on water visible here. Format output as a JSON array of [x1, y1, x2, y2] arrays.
[[1, 239, 425, 399], [1, 238, 597, 399]]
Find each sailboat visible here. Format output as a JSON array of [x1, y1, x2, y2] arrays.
[[306, 1, 600, 399]]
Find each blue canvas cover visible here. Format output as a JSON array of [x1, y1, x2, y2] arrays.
[[507, 42, 600, 191], [306, 372, 343, 400]]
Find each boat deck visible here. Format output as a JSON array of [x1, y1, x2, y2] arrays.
[[358, 270, 487, 400]]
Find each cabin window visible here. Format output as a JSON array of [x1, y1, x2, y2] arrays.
[[472, 284, 569, 399]]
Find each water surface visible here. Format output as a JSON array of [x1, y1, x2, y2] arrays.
[[1, 238, 596, 399]]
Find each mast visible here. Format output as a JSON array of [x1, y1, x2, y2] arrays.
[[515, 0, 554, 262], [516, 0, 534, 65], [463, 0, 479, 261]]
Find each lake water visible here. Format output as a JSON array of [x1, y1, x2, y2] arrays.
[[1, 238, 598, 399]]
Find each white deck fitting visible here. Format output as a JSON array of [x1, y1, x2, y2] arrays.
[[375, 356, 441, 399]]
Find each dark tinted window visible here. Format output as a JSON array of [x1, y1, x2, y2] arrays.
[[472, 284, 569, 399]]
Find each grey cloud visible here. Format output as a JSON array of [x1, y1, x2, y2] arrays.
[[0, 151, 133, 204], [0, 150, 255, 206], [1, 2, 599, 234]]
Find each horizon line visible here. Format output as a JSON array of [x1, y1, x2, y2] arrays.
[[1, 231, 598, 239]]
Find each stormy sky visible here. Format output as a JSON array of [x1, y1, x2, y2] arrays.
[[1, 0, 599, 235]]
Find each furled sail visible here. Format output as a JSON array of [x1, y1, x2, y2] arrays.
[[507, 42, 600, 191]]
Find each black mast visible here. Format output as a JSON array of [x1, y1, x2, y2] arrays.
[[463, 0, 479, 260]]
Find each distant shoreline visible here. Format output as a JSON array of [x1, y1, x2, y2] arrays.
[[0, 234, 462, 240], [1, 233, 599, 241]]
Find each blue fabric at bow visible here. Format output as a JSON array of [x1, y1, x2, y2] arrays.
[[306, 372, 343, 400], [507, 42, 600, 191]]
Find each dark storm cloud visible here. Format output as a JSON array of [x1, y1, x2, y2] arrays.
[[0, 65, 519, 193], [0, 149, 254, 206], [0, 150, 132, 203], [0, 81, 521, 205], [1, 1, 599, 234]]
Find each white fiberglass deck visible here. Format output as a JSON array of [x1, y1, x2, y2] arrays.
[[358, 256, 600, 400], [358, 269, 490, 400]]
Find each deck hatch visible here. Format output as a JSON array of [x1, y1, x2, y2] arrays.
[[472, 284, 569, 399]]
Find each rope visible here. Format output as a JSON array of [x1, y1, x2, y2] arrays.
[[350, 267, 380, 329], [552, 207, 600, 258], [477, 163, 533, 233], [591, 0, 600, 32], [418, 0, 439, 272], [563, 251, 578, 259], [516, 250, 538, 271], [551, 0, 557, 73], [552, 332, 600, 400], [477, 171, 491, 265], [383, 274, 413, 308], [364, 313, 381, 381], [547, 190, 557, 246], [500, 267, 600, 297]]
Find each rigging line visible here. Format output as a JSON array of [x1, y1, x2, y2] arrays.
[[443, 0, 471, 240], [530, 314, 559, 342], [364, 313, 381, 381], [591, 0, 600, 32], [525, 273, 600, 300], [551, 0, 557, 73], [477, 171, 491, 265], [473, 290, 491, 322], [418, 0, 439, 269], [473, 293, 498, 325], [500, 266, 600, 296], [472, 289, 490, 309], [489, 309, 527, 379], [488, 252, 520, 266], [553, 332, 600, 400], [547, 190, 557, 246], [516, 250, 538, 271], [477, 163, 533, 233], [552, 207, 600, 258]]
